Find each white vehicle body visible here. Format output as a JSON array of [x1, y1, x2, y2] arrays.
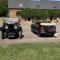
[[5, 18, 19, 24]]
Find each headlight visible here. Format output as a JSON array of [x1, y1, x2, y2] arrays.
[[14, 26, 18, 29], [5, 26, 8, 29]]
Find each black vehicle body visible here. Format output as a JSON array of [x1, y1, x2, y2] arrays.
[[1, 19, 23, 39], [31, 23, 56, 37]]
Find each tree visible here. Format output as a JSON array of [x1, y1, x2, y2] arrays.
[[17, 8, 60, 21], [46, 10, 60, 20], [0, 0, 8, 17]]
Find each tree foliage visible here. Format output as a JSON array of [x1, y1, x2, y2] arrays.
[[0, 0, 8, 17], [17, 8, 60, 20]]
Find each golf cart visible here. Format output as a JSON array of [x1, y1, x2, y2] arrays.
[[31, 22, 56, 37], [0, 18, 23, 39]]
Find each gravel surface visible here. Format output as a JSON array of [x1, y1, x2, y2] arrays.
[[0, 20, 60, 45]]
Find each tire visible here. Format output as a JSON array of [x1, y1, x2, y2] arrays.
[[0, 31, 5, 39], [19, 31, 22, 39], [2, 32, 5, 39], [0, 31, 2, 39]]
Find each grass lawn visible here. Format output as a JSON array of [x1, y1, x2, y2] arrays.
[[0, 43, 60, 60]]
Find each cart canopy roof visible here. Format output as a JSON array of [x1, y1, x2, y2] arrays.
[[40, 23, 56, 26]]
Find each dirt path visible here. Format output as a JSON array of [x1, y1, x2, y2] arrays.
[[21, 20, 38, 39], [0, 20, 60, 45]]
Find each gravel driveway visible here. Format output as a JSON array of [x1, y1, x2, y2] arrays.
[[0, 20, 60, 45]]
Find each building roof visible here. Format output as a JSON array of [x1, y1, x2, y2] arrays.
[[8, 0, 60, 9]]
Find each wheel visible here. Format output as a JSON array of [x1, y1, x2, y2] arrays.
[[19, 31, 22, 39], [0, 31, 2, 39], [0, 31, 5, 39], [2, 32, 5, 39]]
